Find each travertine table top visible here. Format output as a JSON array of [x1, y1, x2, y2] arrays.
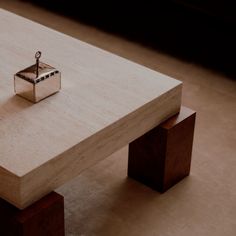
[[0, 9, 182, 209]]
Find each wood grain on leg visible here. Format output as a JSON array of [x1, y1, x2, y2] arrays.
[[128, 106, 196, 192], [0, 192, 64, 236]]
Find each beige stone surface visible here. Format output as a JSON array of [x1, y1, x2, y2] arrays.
[[0, 1, 236, 236], [0, 9, 181, 208]]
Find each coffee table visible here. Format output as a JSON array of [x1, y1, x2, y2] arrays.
[[0, 9, 196, 236]]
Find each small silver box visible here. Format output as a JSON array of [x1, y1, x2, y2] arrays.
[[14, 53, 61, 103]]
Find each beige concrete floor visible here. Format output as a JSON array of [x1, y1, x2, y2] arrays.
[[1, 1, 236, 236]]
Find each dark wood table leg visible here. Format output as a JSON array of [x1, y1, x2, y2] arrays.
[[128, 106, 196, 192], [0, 192, 65, 236]]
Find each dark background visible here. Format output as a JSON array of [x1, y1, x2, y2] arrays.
[[28, 0, 236, 77]]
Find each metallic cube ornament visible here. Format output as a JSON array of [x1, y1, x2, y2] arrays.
[[14, 51, 61, 103]]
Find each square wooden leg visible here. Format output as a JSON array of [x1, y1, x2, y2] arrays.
[[0, 192, 65, 236], [128, 106, 196, 192]]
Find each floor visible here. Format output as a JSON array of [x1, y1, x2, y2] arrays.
[[0, 1, 236, 236]]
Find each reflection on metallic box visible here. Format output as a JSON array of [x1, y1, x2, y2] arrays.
[[14, 61, 61, 103]]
